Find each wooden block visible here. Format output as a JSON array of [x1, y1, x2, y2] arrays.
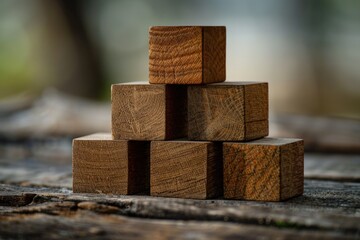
[[188, 82, 268, 141], [150, 140, 222, 199], [149, 26, 226, 84], [223, 138, 304, 201], [72, 133, 150, 194], [112, 82, 187, 140]]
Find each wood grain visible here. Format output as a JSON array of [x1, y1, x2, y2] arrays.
[[2, 179, 360, 239], [111, 82, 187, 140], [149, 26, 226, 84], [150, 140, 222, 199], [72, 133, 149, 194], [223, 138, 304, 201], [2, 211, 351, 240], [1, 211, 353, 240], [281, 140, 304, 200], [188, 82, 268, 141]]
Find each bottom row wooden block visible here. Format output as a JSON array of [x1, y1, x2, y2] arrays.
[[151, 141, 222, 199], [73, 134, 303, 201], [223, 138, 304, 201], [72, 134, 149, 194]]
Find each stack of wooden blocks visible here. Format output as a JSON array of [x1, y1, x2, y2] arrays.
[[73, 26, 304, 201]]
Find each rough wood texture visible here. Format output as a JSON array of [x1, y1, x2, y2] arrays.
[[72, 133, 149, 194], [305, 154, 360, 182], [223, 138, 304, 201], [188, 82, 268, 141], [1, 179, 359, 239], [0, 193, 36, 207], [149, 26, 226, 84], [150, 141, 222, 199], [112, 82, 187, 140], [0, 212, 351, 240]]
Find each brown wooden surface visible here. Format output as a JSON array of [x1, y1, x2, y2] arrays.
[[73, 133, 149, 194], [223, 138, 304, 201], [111, 83, 187, 140], [150, 141, 222, 199], [149, 26, 226, 84], [280, 139, 304, 200], [1, 179, 359, 239], [0, 215, 348, 240], [188, 82, 268, 141]]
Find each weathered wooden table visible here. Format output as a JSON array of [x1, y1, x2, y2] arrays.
[[0, 140, 359, 239]]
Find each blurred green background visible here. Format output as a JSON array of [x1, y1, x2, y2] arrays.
[[0, 0, 360, 119]]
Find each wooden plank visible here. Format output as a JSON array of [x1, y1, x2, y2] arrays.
[[150, 141, 222, 199], [0, 213, 355, 240], [111, 82, 187, 140], [188, 82, 268, 141], [304, 153, 360, 182], [223, 138, 304, 201], [72, 133, 150, 194], [1, 179, 359, 238], [0, 211, 353, 240], [3, 180, 359, 219], [149, 26, 226, 84]]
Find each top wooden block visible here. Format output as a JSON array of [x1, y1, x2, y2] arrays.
[[149, 26, 226, 84]]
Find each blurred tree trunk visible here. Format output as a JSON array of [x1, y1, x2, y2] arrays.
[[35, 0, 104, 99]]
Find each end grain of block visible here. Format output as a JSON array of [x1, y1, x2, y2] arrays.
[[150, 140, 222, 199], [112, 82, 187, 140], [188, 82, 268, 141], [72, 133, 150, 194], [149, 26, 226, 84], [223, 138, 304, 201]]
